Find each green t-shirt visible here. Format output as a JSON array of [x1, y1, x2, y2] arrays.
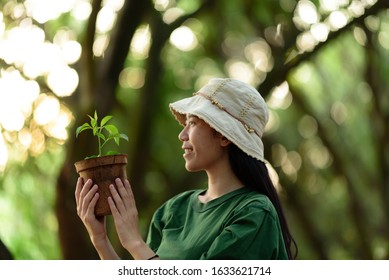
[[146, 187, 288, 260]]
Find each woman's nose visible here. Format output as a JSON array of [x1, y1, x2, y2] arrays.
[[178, 126, 188, 142]]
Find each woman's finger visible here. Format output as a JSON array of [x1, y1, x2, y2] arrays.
[[109, 184, 126, 214], [79, 179, 93, 199], [77, 178, 92, 215], [86, 191, 99, 217], [115, 178, 131, 209], [108, 196, 120, 217], [115, 178, 135, 207], [81, 184, 98, 216], [75, 177, 83, 207]]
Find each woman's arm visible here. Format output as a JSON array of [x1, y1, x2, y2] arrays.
[[91, 235, 120, 260], [108, 178, 159, 260], [75, 178, 120, 259]]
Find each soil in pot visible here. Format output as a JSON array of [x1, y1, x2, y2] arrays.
[[74, 154, 128, 217]]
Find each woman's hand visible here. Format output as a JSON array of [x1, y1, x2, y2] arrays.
[[75, 178, 107, 245], [108, 178, 154, 258], [108, 178, 142, 249], [75, 177, 120, 259]]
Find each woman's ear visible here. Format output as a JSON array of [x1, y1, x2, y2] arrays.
[[220, 136, 231, 147], [214, 130, 231, 147]]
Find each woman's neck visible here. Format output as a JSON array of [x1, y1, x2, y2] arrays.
[[199, 161, 243, 203]]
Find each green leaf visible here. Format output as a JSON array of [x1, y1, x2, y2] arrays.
[[119, 133, 129, 142], [104, 125, 118, 136], [88, 111, 98, 129], [113, 133, 129, 146], [101, 115, 113, 127], [114, 135, 120, 146], [92, 125, 98, 136], [75, 123, 92, 137], [87, 114, 96, 127], [92, 119, 97, 129], [105, 150, 118, 156], [97, 133, 106, 141]]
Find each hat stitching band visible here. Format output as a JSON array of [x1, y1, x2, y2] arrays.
[[239, 94, 256, 120], [195, 92, 260, 137], [209, 78, 229, 98]]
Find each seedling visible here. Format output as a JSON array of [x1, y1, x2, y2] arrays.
[[76, 111, 129, 158]]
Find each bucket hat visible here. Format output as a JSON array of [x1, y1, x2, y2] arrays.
[[169, 78, 269, 161]]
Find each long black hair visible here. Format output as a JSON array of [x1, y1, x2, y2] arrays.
[[228, 143, 297, 259]]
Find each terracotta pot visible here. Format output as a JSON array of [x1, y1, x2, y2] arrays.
[[74, 154, 128, 217]]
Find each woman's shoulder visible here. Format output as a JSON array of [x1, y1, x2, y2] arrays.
[[235, 188, 278, 215]]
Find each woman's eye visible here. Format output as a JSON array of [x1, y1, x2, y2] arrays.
[[185, 116, 198, 126]]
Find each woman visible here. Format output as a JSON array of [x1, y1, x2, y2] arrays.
[[75, 78, 296, 260]]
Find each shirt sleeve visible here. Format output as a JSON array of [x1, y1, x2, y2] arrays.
[[199, 205, 288, 260], [146, 205, 164, 253]]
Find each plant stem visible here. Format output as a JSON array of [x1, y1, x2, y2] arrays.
[[98, 126, 102, 156]]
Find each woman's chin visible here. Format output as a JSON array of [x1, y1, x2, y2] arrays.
[[184, 163, 201, 172]]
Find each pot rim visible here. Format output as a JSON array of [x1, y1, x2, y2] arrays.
[[74, 154, 128, 173]]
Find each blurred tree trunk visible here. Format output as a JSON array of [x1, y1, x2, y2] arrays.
[[0, 239, 13, 260]]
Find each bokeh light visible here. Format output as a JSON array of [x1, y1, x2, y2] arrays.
[[130, 25, 151, 59], [0, 1, 84, 169], [170, 26, 198, 52]]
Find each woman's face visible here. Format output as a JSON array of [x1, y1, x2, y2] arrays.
[[178, 114, 229, 172]]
